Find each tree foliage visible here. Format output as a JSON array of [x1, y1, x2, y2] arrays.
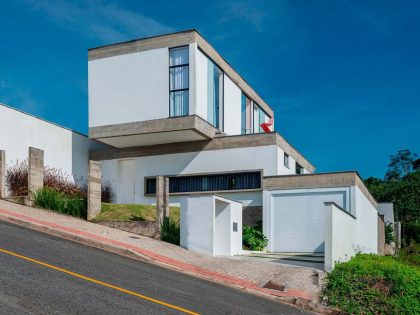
[[364, 150, 419, 244]]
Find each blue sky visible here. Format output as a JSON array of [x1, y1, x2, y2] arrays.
[[1, 0, 419, 178]]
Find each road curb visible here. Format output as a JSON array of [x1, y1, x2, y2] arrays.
[[0, 209, 340, 314]]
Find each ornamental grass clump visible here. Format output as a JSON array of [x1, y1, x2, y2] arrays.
[[33, 187, 87, 219], [160, 217, 180, 245]]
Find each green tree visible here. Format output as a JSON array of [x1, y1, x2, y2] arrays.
[[385, 149, 418, 181], [364, 150, 419, 244]]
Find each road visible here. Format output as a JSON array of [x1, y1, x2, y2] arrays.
[[0, 220, 310, 314]]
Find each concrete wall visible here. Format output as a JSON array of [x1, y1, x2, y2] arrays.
[[88, 47, 169, 127], [354, 186, 378, 254], [223, 74, 242, 135], [100, 145, 279, 207], [195, 48, 208, 121], [324, 202, 356, 271], [180, 195, 242, 256], [378, 215, 385, 255], [0, 104, 102, 191]]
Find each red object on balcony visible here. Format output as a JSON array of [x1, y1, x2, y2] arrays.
[[260, 117, 273, 133]]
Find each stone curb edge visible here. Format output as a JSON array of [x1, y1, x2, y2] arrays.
[[0, 209, 341, 315]]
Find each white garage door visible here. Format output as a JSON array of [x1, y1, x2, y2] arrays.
[[271, 191, 346, 253]]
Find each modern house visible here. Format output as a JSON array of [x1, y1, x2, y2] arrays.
[[0, 30, 382, 270], [86, 30, 381, 267]]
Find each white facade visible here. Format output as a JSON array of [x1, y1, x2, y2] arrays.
[[180, 195, 242, 256], [88, 47, 170, 127], [100, 144, 309, 207], [0, 104, 103, 188], [88, 43, 272, 136]]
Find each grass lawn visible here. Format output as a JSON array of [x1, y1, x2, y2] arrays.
[[92, 203, 180, 222]]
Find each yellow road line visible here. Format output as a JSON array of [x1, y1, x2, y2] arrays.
[[0, 247, 199, 315]]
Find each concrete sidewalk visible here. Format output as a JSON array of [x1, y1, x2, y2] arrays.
[[0, 200, 333, 314]]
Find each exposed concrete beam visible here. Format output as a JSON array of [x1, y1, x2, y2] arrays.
[[89, 132, 315, 173], [263, 171, 378, 208], [89, 115, 217, 140]]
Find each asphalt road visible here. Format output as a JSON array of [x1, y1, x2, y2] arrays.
[[0, 220, 310, 315]]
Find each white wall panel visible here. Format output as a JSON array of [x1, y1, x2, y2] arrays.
[[89, 48, 169, 127]]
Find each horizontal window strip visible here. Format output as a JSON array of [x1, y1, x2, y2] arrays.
[[145, 171, 261, 195]]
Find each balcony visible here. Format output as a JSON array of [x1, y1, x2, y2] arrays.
[[89, 115, 218, 148]]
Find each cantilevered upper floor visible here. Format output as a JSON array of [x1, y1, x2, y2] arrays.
[[88, 29, 274, 147]]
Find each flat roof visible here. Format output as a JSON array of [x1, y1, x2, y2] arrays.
[[88, 29, 274, 117]]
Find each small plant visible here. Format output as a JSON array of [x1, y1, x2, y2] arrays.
[[242, 224, 268, 251], [161, 217, 180, 245], [33, 187, 87, 219], [5, 159, 28, 196]]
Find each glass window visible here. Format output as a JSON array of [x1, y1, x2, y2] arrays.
[[296, 163, 304, 174], [207, 59, 223, 129], [241, 94, 252, 134], [169, 47, 189, 117], [145, 171, 261, 194], [253, 103, 260, 132], [284, 153, 289, 168]]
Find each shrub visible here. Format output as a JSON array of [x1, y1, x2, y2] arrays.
[[396, 243, 420, 267], [33, 187, 87, 219], [5, 161, 83, 197], [321, 254, 420, 315], [161, 217, 180, 245], [5, 159, 28, 196], [44, 167, 83, 196], [101, 181, 115, 203], [242, 224, 268, 251]]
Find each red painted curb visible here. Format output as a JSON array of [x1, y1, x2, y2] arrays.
[[0, 208, 313, 301]]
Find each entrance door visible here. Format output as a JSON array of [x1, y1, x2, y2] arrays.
[[117, 159, 135, 204]]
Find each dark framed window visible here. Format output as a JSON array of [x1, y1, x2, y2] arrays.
[[169, 46, 189, 117], [284, 153, 289, 168], [145, 171, 261, 195], [296, 162, 304, 174]]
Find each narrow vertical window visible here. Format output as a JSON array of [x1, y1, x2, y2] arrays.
[[296, 162, 304, 174], [241, 93, 252, 134], [169, 47, 189, 117], [284, 153, 289, 168], [207, 59, 223, 129], [253, 103, 260, 132]]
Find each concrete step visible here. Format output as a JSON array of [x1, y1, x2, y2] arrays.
[[239, 252, 325, 263]]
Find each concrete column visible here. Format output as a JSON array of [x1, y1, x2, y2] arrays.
[[28, 147, 44, 199], [87, 160, 101, 221], [377, 214, 385, 255], [0, 150, 5, 199], [156, 176, 169, 230]]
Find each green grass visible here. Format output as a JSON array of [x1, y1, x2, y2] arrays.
[[322, 254, 420, 315], [92, 203, 180, 222]]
